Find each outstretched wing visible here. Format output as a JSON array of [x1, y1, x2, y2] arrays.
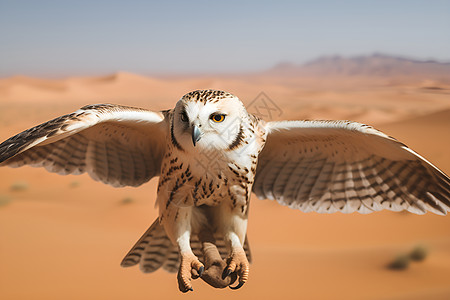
[[0, 104, 167, 187], [253, 120, 450, 215]]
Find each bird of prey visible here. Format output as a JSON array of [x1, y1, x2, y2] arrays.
[[0, 90, 449, 292]]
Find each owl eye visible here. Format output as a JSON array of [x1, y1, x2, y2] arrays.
[[180, 111, 188, 122], [211, 114, 226, 123]]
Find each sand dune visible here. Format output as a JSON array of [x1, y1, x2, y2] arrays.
[[1, 73, 449, 127], [0, 73, 450, 300], [378, 109, 450, 173]]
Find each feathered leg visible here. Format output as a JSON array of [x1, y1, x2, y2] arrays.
[[163, 206, 204, 293], [221, 208, 250, 290], [224, 231, 249, 289]]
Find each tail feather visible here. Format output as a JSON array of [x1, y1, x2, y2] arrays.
[[140, 234, 172, 273], [120, 222, 157, 268], [162, 248, 180, 273], [121, 220, 172, 273], [121, 219, 252, 274]]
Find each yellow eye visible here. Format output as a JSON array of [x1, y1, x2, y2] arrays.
[[211, 114, 225, 123]]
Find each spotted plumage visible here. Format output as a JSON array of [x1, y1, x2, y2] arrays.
[[0, 90, 449, 292]]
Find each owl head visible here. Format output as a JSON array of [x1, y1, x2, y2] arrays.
[[171, 90, 248, 152]]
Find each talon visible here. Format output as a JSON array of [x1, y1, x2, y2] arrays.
[[222, 268, 232, 279], [179, 280, 193, 293], [177, 254, 203, 292], [224, 249, 249, 289], [178, 274, 194, 293], [229, 272, 238, 285], [229, 281, 245, 290], [192, 259, 205, 279]]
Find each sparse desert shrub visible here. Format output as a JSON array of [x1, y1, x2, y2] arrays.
[[120, 197, 135, 205], [10, 181, 29, 192], [409, 245, 428, 262], [69, 181, 81, 188], [387, 254, 410, 270], [0, 195, 12, 206]]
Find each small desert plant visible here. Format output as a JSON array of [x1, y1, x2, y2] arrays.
[[387, 254, 410, 270], [69, 181, 81, 188], [120, 197, 135, 205], [387, 244, 430, 270], [409, 245, 428, 262], [0, 195, 12, 207], [10, 181, 29, 192]]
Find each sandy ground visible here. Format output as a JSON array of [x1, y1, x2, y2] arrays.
[[0, 74, 450, 300]]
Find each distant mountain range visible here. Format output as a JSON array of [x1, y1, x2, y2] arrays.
[[266, 54, 450, 81]]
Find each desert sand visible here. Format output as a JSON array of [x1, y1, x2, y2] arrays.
[[0, 71, 450, 300]]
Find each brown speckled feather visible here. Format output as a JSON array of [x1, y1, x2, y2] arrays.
[[0, 104, 167, 187], [254, 120, 450, 215]]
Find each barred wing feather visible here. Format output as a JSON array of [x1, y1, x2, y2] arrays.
[[253, 120, 450, 215], [0, 104, 167, 187]]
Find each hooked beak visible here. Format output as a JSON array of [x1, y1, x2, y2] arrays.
[[192, 125, 201, 146]]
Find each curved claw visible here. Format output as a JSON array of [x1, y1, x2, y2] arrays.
[[198, 266, 204, 277], [178, 283, 193, 293], [177, 254, 204, 292], [229, 272, 238, 285], [222, 268, 232, 279], [229, 281, 245, 290]]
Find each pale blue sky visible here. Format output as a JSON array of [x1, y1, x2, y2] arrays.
[[1, 0, 449, 77]]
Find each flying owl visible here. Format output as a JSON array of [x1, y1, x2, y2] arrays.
[[0, 90, 449, 292]]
